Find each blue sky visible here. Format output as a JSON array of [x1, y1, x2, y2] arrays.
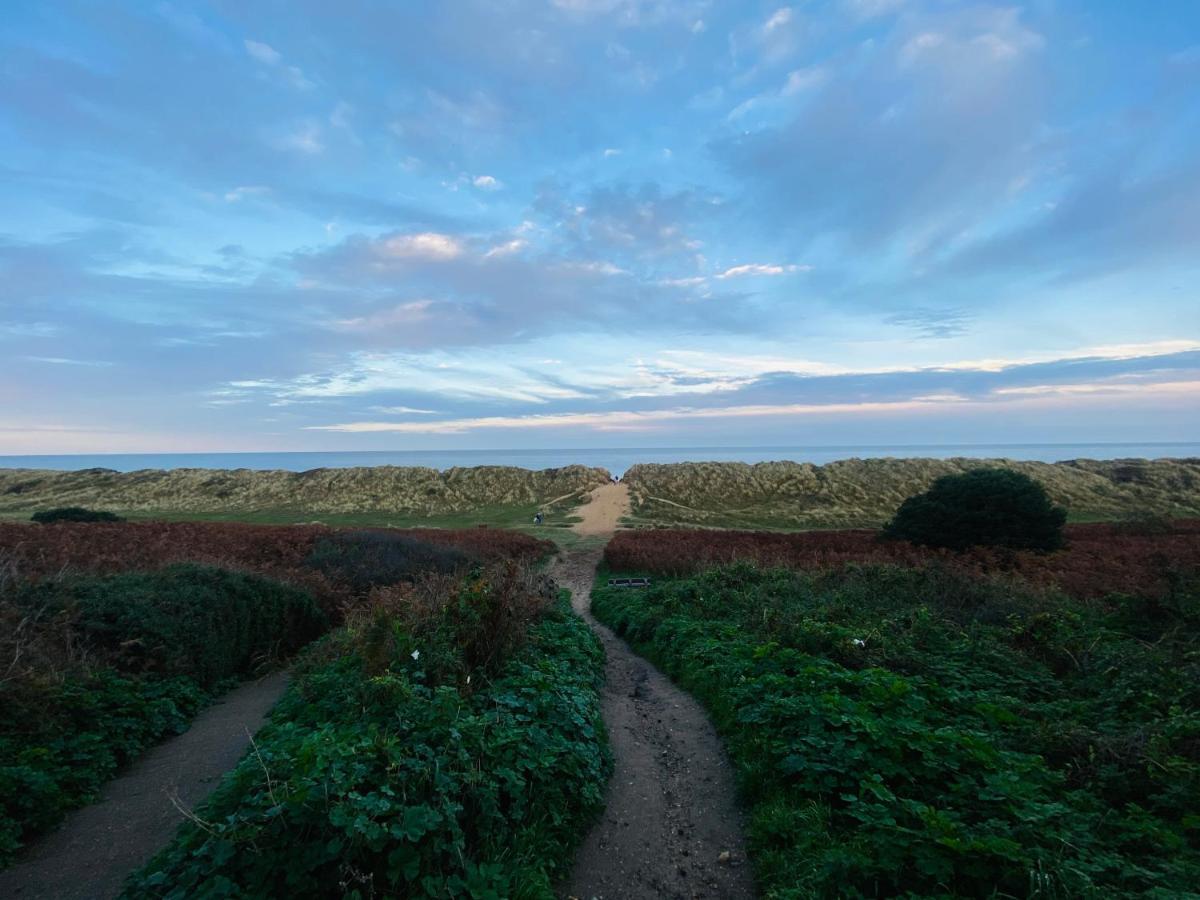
[[1, 0, 1197, 453]]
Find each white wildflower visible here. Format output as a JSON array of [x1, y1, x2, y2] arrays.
[[411, 649, 420, 660], [852, 638, 866, 647]]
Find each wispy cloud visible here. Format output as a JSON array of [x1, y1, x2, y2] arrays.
[[0, 322, 58, 338], [307, 398, 965, 434], [377, 232, 465, 261], [244, 38, 313, 89], [23, 356, 113, 367], [307, 374, 1199, 435], [715, 263, 809, 278], [223, 185, 270, 203]]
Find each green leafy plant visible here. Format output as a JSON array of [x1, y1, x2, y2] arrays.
[[31, 507, 123, 523], [594, 561, 1199, 898], [883, 467, 1067, 552], [0, 566, 327, 863], [123, 570, 611, 899]]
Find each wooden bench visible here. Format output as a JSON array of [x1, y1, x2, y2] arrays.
[[606, 577, 652, 588]]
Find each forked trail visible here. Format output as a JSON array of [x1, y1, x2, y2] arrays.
[[555, 483, 755, 899]]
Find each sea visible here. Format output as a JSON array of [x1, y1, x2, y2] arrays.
[[1, 443, 1197, 477]]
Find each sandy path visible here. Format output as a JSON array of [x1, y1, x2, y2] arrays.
[[555, 487, 755, 899], [573, 482, 631, 536], [0, 672, 289, 900]]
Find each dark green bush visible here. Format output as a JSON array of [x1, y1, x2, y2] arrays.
[[19, 565, 328, 689], [884, 467, 1067, 552], [124, 576, 611, 899], [307, 530, 471, 592], [593, 562, 1200, 898], [31, 507, 123, 523]]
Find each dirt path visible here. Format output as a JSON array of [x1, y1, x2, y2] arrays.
[[573, 482, 631, 536], [0, 672, 290, 900], [555, 486, 755, 899]]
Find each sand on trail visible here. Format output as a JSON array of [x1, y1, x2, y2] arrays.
[[0, 672, 289, 900], [555, 483, 755, 899], [572, 482, 630, 536]]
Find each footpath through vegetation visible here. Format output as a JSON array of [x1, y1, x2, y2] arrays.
[[555, 483, 756, 899], [0, 522, 607, 898], [0, 672, 289, 900]]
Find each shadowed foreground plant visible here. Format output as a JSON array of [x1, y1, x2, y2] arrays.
[[0, 566, 326, 864]]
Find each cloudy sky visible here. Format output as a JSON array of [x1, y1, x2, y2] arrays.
[[2, 1, 1198, 453]]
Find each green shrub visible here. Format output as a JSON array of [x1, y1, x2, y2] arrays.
[[593, 562, 1200, 898], [347, 564, 556, 689], [18, 565, 328, 689], [31, 507, 123, 523], [884, 467, 1067, 552], [124, 573, 611, 899], [307, 531, 472, 592], [0, 567, 327, 863]]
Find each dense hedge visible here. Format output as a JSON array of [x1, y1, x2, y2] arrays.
[[20, 565, 328, 689], [124, 575, 611, 899], [0, 566, 327, 863], [593, 562, 1200, 898]]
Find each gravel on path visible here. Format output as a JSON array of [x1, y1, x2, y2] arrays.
[[556, 483, 756, 899], [0, 671, 289, 900]]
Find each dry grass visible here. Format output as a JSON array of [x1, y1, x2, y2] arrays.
[[622, 457, 1200, 529], [604, 519, 1200, 599], [0, 465, 611, 519]]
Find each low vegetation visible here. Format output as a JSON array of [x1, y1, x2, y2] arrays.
[[593, 562, 1200, 897], [307, 530, 471, 593], [31, 507, 123, 523], [0, 521, 553, 614], [124, 566, 611, 899], [0, 465, 611, 522], [622, 458, 1200, 529], [0, 566, 326, 863], [605, 519, 1200, 599]]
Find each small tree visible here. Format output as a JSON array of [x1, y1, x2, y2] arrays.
[[31, 507, 123, 524], [883, 468, 1066, 552]]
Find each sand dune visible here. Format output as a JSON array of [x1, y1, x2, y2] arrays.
[[0, 464, 611, 518], [623, 457, 1200, 529]]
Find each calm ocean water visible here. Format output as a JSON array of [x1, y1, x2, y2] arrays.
[[1, 444, 1197, 477]]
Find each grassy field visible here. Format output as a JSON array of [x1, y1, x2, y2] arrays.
[[622, 458, 1200, 530]]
